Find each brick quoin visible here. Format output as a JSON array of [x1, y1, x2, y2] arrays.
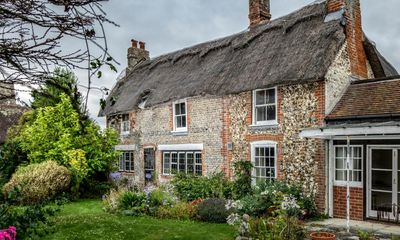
[[333, 186, 364, 220]]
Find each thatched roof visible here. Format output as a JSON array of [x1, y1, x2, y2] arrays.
[[100, 1, 396, 117], [327, 76, 400, 121]]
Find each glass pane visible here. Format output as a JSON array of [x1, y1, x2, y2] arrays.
[[371, 191, 392, 212], [255, 157, 260, 167], [270, 168, 275, 178], [266, 89, 275, 104], [336, 170, 345, 181], [175, 103, 181, 115], [187, 153, 194, 174], [353, 158, 361, 170], [171, 153, 178, 163], [372, 170, 392, 191], [256, 91, 266, 105], [372, 149, 393, 169], [181, 116, 186, 128], [176, 116, 182, 128], [352, 171, 362, 182], [255, 168, 260, 177], [336, 158, 344, 169], [195, 153, 202, 164], [270, 147, 275, 157], [259, 147, 265, 157], [164, 154, 170, 174], [353, 147, 362, 158], [267, 105, 276, 121], [256, 107, 266, 122], [180, 103, 186, 115], [195, 165, 202, 175], [336, 147, 345, 158], [179, 153, 186, 172]]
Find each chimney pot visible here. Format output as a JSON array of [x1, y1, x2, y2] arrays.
[[128, 39, 150, 69], [131, 39, 138, 48], [139, 41, 146, 50]]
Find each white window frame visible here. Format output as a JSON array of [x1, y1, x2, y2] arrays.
[[333, 145, 363, 187], [121, 114, 130, 135], [172, 99, 188, 132], [250, 141, 277, 185], [252, 87, 278, 126], [162, 151, 202, 176], [119, 151, 134, 172]]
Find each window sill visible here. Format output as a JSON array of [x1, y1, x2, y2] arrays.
[[333, 182, 363, 188], [120, 132, 130, 136], [119, 171, 135, 174], [250, 124, 278, 130], [171, 130, 188, 136]]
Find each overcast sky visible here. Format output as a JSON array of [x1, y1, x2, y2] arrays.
[[19, 0, 400, 127]]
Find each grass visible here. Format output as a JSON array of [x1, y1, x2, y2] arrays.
[[43, 199, 235, 240]]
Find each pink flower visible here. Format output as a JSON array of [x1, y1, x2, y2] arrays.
[[0, 226, 17, 240]]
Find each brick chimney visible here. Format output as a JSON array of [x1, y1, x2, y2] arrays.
[[327, 0, 368, 79], [249, 0, 271, 28], [127, 39, 150, 69]]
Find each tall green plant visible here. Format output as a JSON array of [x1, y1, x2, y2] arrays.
[[17, 94, 119, 195], [233, 160, 253, 199]]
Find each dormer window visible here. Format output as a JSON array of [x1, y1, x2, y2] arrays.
[[252, 87, 277, 126], [173, 99, 187, 132], [121, 114, 130, 135]]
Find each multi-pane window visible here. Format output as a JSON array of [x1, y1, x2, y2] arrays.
[[119, 151, 134, 172], [334, 146, 363, 185], [251, 142, 277, 184], [121, 114, 130, 135], [173, 100, 187, 131], [253, 88, 277, 125], [163, 151, 202, 175]]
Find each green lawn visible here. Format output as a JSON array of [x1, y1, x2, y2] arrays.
[[43, 199, 235, 240]]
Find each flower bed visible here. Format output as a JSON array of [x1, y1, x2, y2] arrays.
[[0, 227, 16, 240]]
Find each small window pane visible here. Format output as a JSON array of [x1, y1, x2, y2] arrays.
[[256, 107, 266, 122], [181, 116, 186, 128], [266, 89, 275, 104], [337, 148, 344, 158], [256, 91, 266, 105], [164, 153, 170, 175], [336, 170, 345, 181], [175, 104, 181, 115], [336, 158, 344, 169], [180, 103, 186, 115], [267, 105, 276, 121]]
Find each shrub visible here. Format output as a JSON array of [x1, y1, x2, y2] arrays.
[[0, 188, 62, 239], [156, 202, 195, 220], [232, 160, 253, 199], [102, 188, 125, 213], [0, 141, 28, 189], [118, 191, 147, 216], [148, 188, 176, 214], [171, 172, 232, 201], [197, 198, 231, 223], [3, 161, 71, 204]]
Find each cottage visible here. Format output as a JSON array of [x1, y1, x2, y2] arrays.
[[99, 0, 399, 222]]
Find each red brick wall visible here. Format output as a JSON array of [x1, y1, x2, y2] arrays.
[[327, 0, 368, 79], [333, 186, 364, 220]]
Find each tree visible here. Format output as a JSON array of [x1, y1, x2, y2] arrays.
[[17, 94, 119, 189], [0, 0, 118, 110], [31, 68, 84, 117]]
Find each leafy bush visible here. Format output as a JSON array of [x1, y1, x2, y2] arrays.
[[148, 188, 176, 214], [156, 202, 195, 220], [236, 181, 316, 218], [0, 141, 28, 188], [197, 198, 231, 223], [232, 160, 253, 199], [118, 191, 147, 216], [0, 188, 62, 239], [3, 161, 71, 204], [248, 216, 304, 240], [171, 172, 232, 201]]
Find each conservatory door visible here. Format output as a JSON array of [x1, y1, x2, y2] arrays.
[[367, 147, 399, 220]]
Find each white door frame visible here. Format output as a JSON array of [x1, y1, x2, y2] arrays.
[[367, 145, 399, 219]]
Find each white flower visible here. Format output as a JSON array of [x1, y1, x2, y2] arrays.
[[226, 213, 241, 226], [281, 195, 300, 210]]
